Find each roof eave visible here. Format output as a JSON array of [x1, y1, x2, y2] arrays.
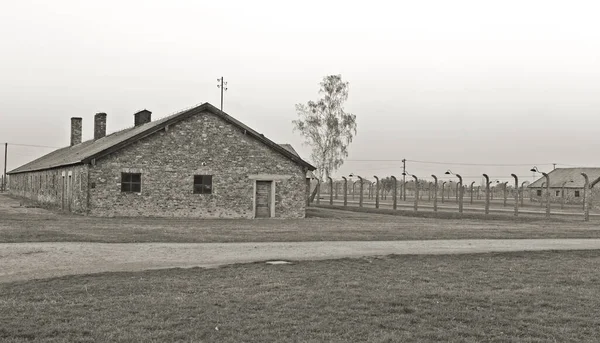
[[7, 161, 84, 175]]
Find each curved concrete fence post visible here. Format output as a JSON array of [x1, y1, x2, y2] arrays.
[[335, 181, 339, 199], [531, 166, 551, 218], [445, 170, 463, 213], [483, 174, 490, 215], [581, 173, 589, 221], [441, 181, 446, 204], [373, 176, 380, 209], [544, 175, 550, 217], [391, 176, 397, 210], [327, 176, 333, 205], [431, 175, 438, 212], [539, 182, 545, 208], [587, 175, 600, 222], [520, 181, 527, 207], [457, 176, 463, 213], [412, 175, 419, 211], [341, 177, 348, 207], [358, 176, 364, 207], [455, 183, 459, 202], [470, 182, 475, 204], [511, 174, 519, 216], [560, 180, 574, 209], [428, 182, 432, 202]]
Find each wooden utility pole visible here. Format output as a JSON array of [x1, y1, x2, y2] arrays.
[[217, 77, 228, 111]]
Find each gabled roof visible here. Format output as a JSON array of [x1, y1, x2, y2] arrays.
[[8, 103, 316, 174], [279, 144, 300, 158], [528, 168, 600, 188]]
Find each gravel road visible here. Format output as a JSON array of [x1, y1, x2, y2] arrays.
[[3, 239, 600, 283]]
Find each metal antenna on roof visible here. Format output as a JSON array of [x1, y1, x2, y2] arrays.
[[217, 77, 228, 112]]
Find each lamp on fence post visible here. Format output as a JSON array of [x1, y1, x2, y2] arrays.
[[441, 181, 446, 203], [403, 172, 419, 211], [431, 175, 438, 212], [391, 176, 397, 210], [470, 181, 475, 204], [483, 174, 491, 214], [531, 166, 550, 218], [445, 170, 463, 213], [511, 174, 519, 216], [349, 174, 364, 207], [327, 176, 333, 205], [561, 180, 574, 209], [373, 176, 380, 209], [341, 177, 348, 207]]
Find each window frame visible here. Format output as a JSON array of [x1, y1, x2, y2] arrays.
[[575, 190, 580, 197], [121, 172, 142, 193], [536, 189, 542, 196], [193, 175, 213, 194]]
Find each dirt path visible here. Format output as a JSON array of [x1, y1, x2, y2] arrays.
[[3, 239, 600, 283]]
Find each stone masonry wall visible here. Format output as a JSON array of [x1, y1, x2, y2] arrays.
[[530, 187, 600, 208], [88, 111, 307, 218], [9, 165, 89, 213]]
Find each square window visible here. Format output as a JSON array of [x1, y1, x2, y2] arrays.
[[536, 190, 542, 196], [194, 175, 212, 194], [121, 173, 141, 193], [575, 190, 580, 197], [556, 190, 560, 196]]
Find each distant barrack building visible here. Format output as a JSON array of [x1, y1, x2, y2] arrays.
[[7, 103, 316, 218], [528, 168, 600, 204]]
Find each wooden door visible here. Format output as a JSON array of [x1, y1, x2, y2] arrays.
[[255, 181, 272, 218]]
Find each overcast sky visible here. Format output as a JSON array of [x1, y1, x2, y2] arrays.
[[2, 0, 599, 184]]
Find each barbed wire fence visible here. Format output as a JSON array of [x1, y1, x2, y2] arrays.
[[308, 159, 599, 221]]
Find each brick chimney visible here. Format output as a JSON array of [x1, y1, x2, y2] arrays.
[[70, 117, 82, 146], [134, 109, 152, 126], [94, 113, 107, 140]]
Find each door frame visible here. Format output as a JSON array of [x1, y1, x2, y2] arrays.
[[252, 179, 275, 219]]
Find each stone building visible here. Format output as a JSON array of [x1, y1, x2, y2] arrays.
[[7, 103, 316, 218], [528, 168, 600, 205]]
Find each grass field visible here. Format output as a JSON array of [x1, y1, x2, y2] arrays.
[[2, 204, 600, 243], [3, 197, 600, 243], [2, 250, 599, 342]]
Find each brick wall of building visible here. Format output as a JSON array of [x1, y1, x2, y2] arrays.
[[87, 111, 307, 218], [530, 187, 600, 208], [9, 165, 89, 213]]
